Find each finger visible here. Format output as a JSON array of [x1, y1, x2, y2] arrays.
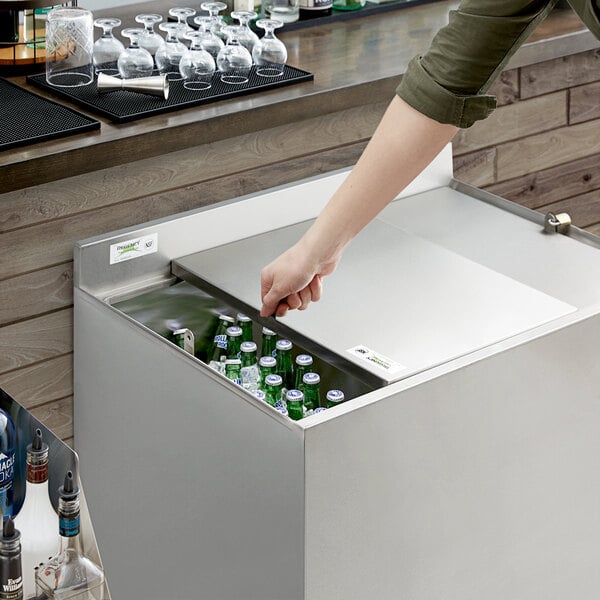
[[286, 293, 302, 311], [297, 286, 312, 310], [275, 301, 290, 318], [308, 275, 322, 303]]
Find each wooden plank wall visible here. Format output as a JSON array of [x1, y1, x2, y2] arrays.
[[1, 48, 599, 446]]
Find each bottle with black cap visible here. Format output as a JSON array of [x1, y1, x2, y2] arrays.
[[0, 517, 23, 600], [35, 471, 105, 600]]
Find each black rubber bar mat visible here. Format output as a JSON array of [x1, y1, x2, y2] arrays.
[[0, 77, 100, 152], [27, 65, 313, 124]]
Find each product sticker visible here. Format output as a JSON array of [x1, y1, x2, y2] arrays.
[[110, 233, 158, 265], [347, 345, 406, 374]]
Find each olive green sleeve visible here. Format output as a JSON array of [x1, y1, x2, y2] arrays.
[[397, 0, 558, 128]]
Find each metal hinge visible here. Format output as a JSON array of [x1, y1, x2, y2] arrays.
[[544, 212, 571, 234]]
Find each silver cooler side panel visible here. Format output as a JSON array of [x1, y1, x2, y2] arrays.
[[74, 289, 305, 600], [304, 311, 600, 600]]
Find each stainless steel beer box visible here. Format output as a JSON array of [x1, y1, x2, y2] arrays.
[[73, 147, 600, 600]]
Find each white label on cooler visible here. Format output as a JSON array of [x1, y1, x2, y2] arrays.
[[110, 233, 158, 264], [346, 345, 406, 374]]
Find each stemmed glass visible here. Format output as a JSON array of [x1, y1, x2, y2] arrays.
[[169, 7, 196, 43], [155, 22, 188, 80], [217, 25, 253, 84], [230, 11, 259, 54], [179, 31, 216, 90], [117, 28, 154, 79], [193, 16, 224, 61], [201, 2, 228, 42], [252, 19, 287, 77], [93, 18, 124, 75], [135, 14, 165, 58]]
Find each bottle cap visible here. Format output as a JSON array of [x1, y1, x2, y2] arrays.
[[225, 358, 241, 365], [0, 517, 20, 543], [59, 470, 79, 501], [275, 339, 292, 351], [226, 326, 243, 337], [219, 314, 235, 323], [27, 428, 49, 466], [253, 390, 266, 401], [240, 341, 257, 353], [286, 389, 304, 402], [265, 374, 283, 387], [262, 327, 276, 336], [303, 372, 320, 385], [295, 354, 313, 366], [237, 313, 251, 322], [326, 390, 345, 404], [259, 356, 276, 368], [313, 407, 327, 414]]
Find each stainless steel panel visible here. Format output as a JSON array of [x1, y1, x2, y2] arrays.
[[173, 215, 576, 385]]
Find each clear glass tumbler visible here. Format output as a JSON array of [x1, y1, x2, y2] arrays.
[[263, 0, 299, 23], [46, 7, 94, 87]]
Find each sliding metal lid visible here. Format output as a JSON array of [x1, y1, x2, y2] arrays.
[[172, 216, 575, 386]]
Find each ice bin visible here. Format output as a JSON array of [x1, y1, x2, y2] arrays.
[[73, 147, 600, 600]]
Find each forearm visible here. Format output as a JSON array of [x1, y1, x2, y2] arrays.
[[299, 96, 458, 261]]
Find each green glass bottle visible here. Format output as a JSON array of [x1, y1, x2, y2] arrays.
[[326, 389, 345, 408], [294, 354, 313, 392], [275, 339, 294, 390], [264, 374, 283, 407], [302, 372, 321, 411], [240, 341, 260, 391], [225, 358, 242, 386], [226, 326, 243, 359], [237, 313, 254, 343], [261, 327, 277, 358], [286, 389, 304, 421], [208, 314, 235, 372], [259, 356, 277, 391]]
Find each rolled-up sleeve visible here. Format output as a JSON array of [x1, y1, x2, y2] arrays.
[[397, 0, 557, 128]]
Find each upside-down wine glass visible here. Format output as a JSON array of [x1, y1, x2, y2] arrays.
[[180, 30, 216, 90], [93, 18, 124, 75], [230, 10, 259, 54], [135, 14, 165, 58], [201, 2, 228, 42], [217, 25, 253, 84], [169, 7, 196, 43], [252, 19, 287, 77], [156, 22, 188, 80], [192, 16, 224, 61], [117, 28, 154, 78]]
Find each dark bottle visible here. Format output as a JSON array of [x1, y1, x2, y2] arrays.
[[298, 0, 332, 20], [0, 409, 15, 519], [0, 518, 22, 600], [0, 11, 19, 44]]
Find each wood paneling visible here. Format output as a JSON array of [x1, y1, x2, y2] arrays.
[[0, 354, 73, 411], [535, 189, 600, 229], [0, 309, 72, 374], [488, 69, 519, 106], [569, 81, 600, 124], [29, 396, 73, 441], [453, 148, 496, 187], [520, 48, 600, 98]]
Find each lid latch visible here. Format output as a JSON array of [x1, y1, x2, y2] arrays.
[[544, 212, 571, 234]]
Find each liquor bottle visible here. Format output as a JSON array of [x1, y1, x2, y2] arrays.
[[226, 326, 243, 360], [236, 314, 254, 344], [275, 339, 294, 390], [208, 314, 235, 373], [14, 429, 57, 600], [326, 389, 345, 408], [0, 10, 19, 44], [258, 356, 277, 391], [260, 327, 277, 358], [0, 409, 16, 519], [285, 390, 304, 421], [240, 342, 260, 392], [294, 354, 313, 392], [35, 471, 105, 600], [0, 517, 23, 600], [225, 359, 242, 386], [302, 372, 321, 412], [264, 374, 283, 407], [298, 0, 332, 20]]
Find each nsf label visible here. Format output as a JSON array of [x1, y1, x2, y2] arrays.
[[347, 345, 406, 374], [110, 233, 158, 265]]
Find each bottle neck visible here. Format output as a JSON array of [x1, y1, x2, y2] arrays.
[[59, 496, 81, 539], [26, 460, 48, 484]]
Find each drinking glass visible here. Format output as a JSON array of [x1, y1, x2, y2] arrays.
[[263, 0, 299, 23], [135, 14, 165, 57], [192, 16, 224, 61], [155, 23, 188, 80], [93, 18, 124, 75], [46, 7, 94, 87], [180, 31, 216, 90], [200, 2, 228, 41], [168, 7, 196, 43], [230, 11, 259, 54], [117, 28, 154, 79], [252, 19, 287, 77], [216, 25, 253, 84]]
